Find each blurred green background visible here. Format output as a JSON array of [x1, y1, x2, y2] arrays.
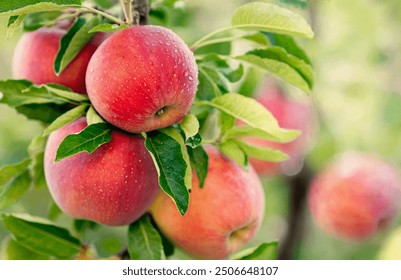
[[1, 0, 401, 259]]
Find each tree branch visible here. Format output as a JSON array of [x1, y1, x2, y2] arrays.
[[278, 164, 312, 260], [133, 0, 149, 25]]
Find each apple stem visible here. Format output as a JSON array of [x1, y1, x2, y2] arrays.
[[120, 0, 134, 24], [82, 6, 126, 25]]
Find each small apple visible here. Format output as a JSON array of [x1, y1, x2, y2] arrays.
[[12, 26, 103, 94], [245, 81, 314, 176], [308, 152, 401, 240], [86, 25, 198, 133], [150, 146, 265, 259], [44, 117, 160, 226]]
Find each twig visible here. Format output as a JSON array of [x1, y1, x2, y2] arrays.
[[278, 164, 312, 260]]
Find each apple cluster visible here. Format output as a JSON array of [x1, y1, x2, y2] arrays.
[[12, 24, 265, 259]]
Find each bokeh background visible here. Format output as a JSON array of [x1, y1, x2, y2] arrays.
[[1, 0, 401, 259]]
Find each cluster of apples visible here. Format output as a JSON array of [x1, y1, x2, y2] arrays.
[[12, 23, 266, 259]]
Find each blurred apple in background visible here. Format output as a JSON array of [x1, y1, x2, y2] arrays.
[[309, 152, 401, 241], [244, 79, 315, 176]]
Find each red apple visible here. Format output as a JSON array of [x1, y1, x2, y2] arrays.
[[245, 81, 314, 176], [12, 26, 103, 94], [150, 146, 265, 259], [308, 152, 401, 240], [85, 25, 198, 133], [44, 117, 160, 226]]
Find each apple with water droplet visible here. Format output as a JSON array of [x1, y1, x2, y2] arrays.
[[309, 152, 401, 240], [150, 146, 265, 259], [12, 26, 104, 94], [86, 25, 198, 133], [44, 117, 160, 226]]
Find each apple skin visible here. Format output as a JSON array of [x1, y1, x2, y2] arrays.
[[245, 82, 314, 176], [86, 25, 198, 133], [150, 146, 265, 259], [308, 152, 401, 240], [44, 117, 160, 226], [12, 27, 103, 94]]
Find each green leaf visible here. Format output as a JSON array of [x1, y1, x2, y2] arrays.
[[219, 140, 248, 169], [197, 93, 300, 142], [235, 48, 312, 94], [30, 152, 46, 189], [73, 219, 99, 234], [197, 67, 222, 100], [15, 103, 68, 124], [238, 67, 263, 98], [279, 0, 309, 9], [45, 84, 89, 103], [28, 135, 47, 189], [7, 15, 25, 38], [231, 2, 314, 39], [0, 158, 31, 187], [199, 54, 244, 83], [23, 11, 62, 31], [187, 145, 208, 189], [243, 32, 270, 45], [224, 125, 297, 143], [48, 202, 62, 221], [1, 214, 82, 259], [92, 0, 114, 9], [266, 33, 311, 64], [54, 16, 100, 75], [0, 170, 31, 209], [55, 123, 112, 162], [86, 106, 105, 125], [128, 215, 166, 260], [240, 47, 313, 89], [201, 66, 230, 94], [144, 130, 189, 215], [0, 80, 67, 107], [7, 15, 18, 27], [219, 111, 235, 136], [88, 23, 129, 33], [232, 241, 279, 260], [149, 216, 175, 257], [1, 236, 50, 260], [160, 128, 192, 191], [43, 104, 88, 136], [0, 0, 82, 16], [179, 114, 199, 141], [231, 139, 289, 162]]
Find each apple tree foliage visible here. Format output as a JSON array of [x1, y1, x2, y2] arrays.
[[0, 0, 313, 260]]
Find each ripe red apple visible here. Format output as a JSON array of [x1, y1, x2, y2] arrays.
[[86, 25, 198, 133], [44, 117, 160, 226], [245, 81, 314, 176], [308, 152, 401, 240], [12, 26, 103, 94], [150, 146, 265, 259]]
